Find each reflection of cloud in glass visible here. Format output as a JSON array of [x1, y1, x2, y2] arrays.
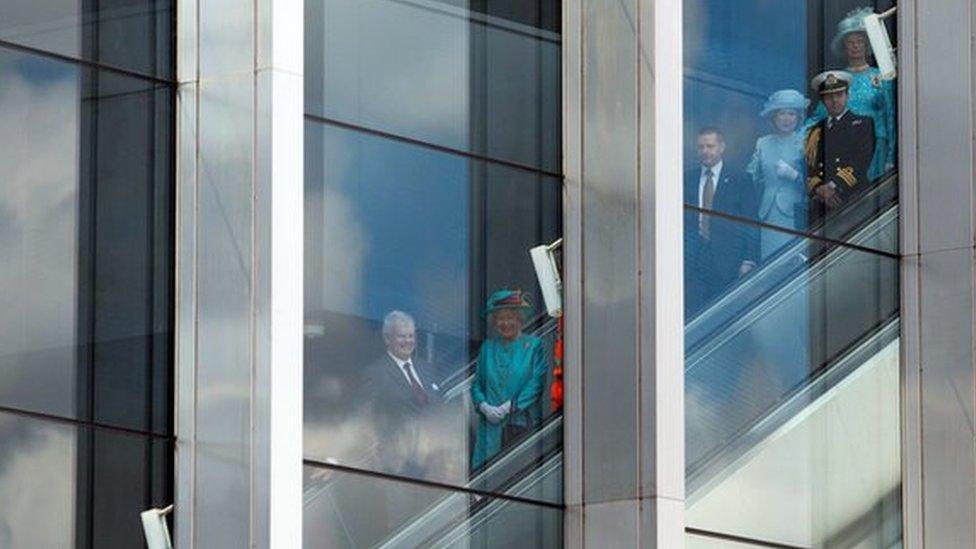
[[0, 416, 74, 548], [317, 139, 369, 315], [314, 0, 470, 147], [304, 396, 469, 483], [0, 51, 78, 416], [0, 0, 81, 56]]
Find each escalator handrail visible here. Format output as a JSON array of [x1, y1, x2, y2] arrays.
[[686, 204, 897, 374], [685, 172, 898, 354], [376, 420, 564, 549], [437, 313, 557, 394], [302, 316, 560, 505], [686, 316, 900, 501]]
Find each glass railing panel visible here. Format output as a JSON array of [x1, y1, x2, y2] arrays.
[[686, 338, 902, 547], [302, 465, 562, 549], [304, 119, 563, 499], [686, 214, 898, 477], [305, 0, 561, 172]]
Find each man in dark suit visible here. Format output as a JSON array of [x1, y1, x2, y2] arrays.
[[684, 127, 760, 319], [804, 70, 876, 223], [363, 310, 441, 478]]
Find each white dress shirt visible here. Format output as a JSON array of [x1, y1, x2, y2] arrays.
[[388, 352, 425, 388], [826, 108, 848, 129]]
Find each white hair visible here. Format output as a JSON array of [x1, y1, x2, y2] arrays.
[[382, 310, 415, 339]]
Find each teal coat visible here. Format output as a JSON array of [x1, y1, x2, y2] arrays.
[[470, 334, 549, 469]]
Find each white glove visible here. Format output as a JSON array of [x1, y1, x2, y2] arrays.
[[775, 159, 800, 181], [479, 402, 504, 424], [499, 401, 512, 416]]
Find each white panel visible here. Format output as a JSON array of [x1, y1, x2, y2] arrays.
[[637, 0, 684, 505], [254, 67, 304, 548], [257, 0, 303, 74]]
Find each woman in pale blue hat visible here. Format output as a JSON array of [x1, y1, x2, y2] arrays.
[[809, 6, 895, 180], [470, 289, 549, 470], [747, 88, 810, 259]]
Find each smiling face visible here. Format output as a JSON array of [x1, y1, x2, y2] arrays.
[[491, 308, 524, 341], [384, 320, 416, 361], [772, 109, 800, 134], [822, 90, 849, 117]]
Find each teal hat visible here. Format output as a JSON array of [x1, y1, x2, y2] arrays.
[[831, 7, 873, 56], [760, 89, 810, 118], [482, 289, 532, 318]]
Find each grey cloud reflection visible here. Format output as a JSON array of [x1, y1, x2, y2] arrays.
[[314, 0, 470, 148], [0, 51, 79, 416], [0, 415, 74, 548], [0, 49, 79, 547]]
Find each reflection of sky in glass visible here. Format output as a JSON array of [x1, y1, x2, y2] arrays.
[[306, 0, 562, 171], [683, 0, 807, 168], [0, 48, 79, 418], [314, 123, 469, 338]]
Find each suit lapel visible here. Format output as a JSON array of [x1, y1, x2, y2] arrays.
[[384, 355, 414, 396]]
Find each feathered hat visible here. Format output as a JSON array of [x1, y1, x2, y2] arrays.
[[831, 7, 874, 56]]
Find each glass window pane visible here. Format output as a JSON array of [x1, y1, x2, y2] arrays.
[[304, 121, 562, 501], [303, 465, 562, 549], [685, 213, 901, 546], [0, 46, 173, 434], [0, 411, 171, 548], [0, 0, 174, 79], [305, 0, 561, 172], [683, 0, 897, 254]]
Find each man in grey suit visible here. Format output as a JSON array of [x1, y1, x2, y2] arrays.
[[363, 310, 441, 478]]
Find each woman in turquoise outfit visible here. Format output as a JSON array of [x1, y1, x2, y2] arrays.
[[747, 89, 810, 259], [470, 289, 549, 470], [808, 7, 896, 181]]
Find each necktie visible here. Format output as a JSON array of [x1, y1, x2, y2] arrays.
[[827, 117, 835, 129], [403, 362, 429, 406], [699, 168, 715, 239]]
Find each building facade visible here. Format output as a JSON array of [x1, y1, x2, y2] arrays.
[[0, 0, 974, 547]]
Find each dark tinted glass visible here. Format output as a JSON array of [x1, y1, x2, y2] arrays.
[[0, 0, 174, 79], [305, 0, 561, 172], [304, 121, 562, 499], [683, 0, 897, 254], [303, 466, 562, 549], [0, 46, 173, 434], [0, 411, 171, 548]]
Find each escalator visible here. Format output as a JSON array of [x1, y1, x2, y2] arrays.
[[303, 174, 899, 548]]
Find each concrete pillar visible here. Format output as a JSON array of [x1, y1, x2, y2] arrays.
[[174, 0, 304, 546]]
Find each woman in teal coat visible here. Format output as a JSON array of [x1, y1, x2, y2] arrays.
[[807, 7, 896, 181], [470, 289, 550, 470]]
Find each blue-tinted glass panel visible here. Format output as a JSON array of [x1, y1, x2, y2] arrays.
[[305, 0, 561, 172], [304, 121, 562, 500], [303, 465, 562, 549], [0, 0, 174, 80], [684, 0, 897, 254], [0, 411, 171, 548], [0, 46, 173, 434], [684, 211, 901, 545]]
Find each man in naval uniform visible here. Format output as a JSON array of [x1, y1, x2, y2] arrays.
[[804, 70, 876, 223]]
